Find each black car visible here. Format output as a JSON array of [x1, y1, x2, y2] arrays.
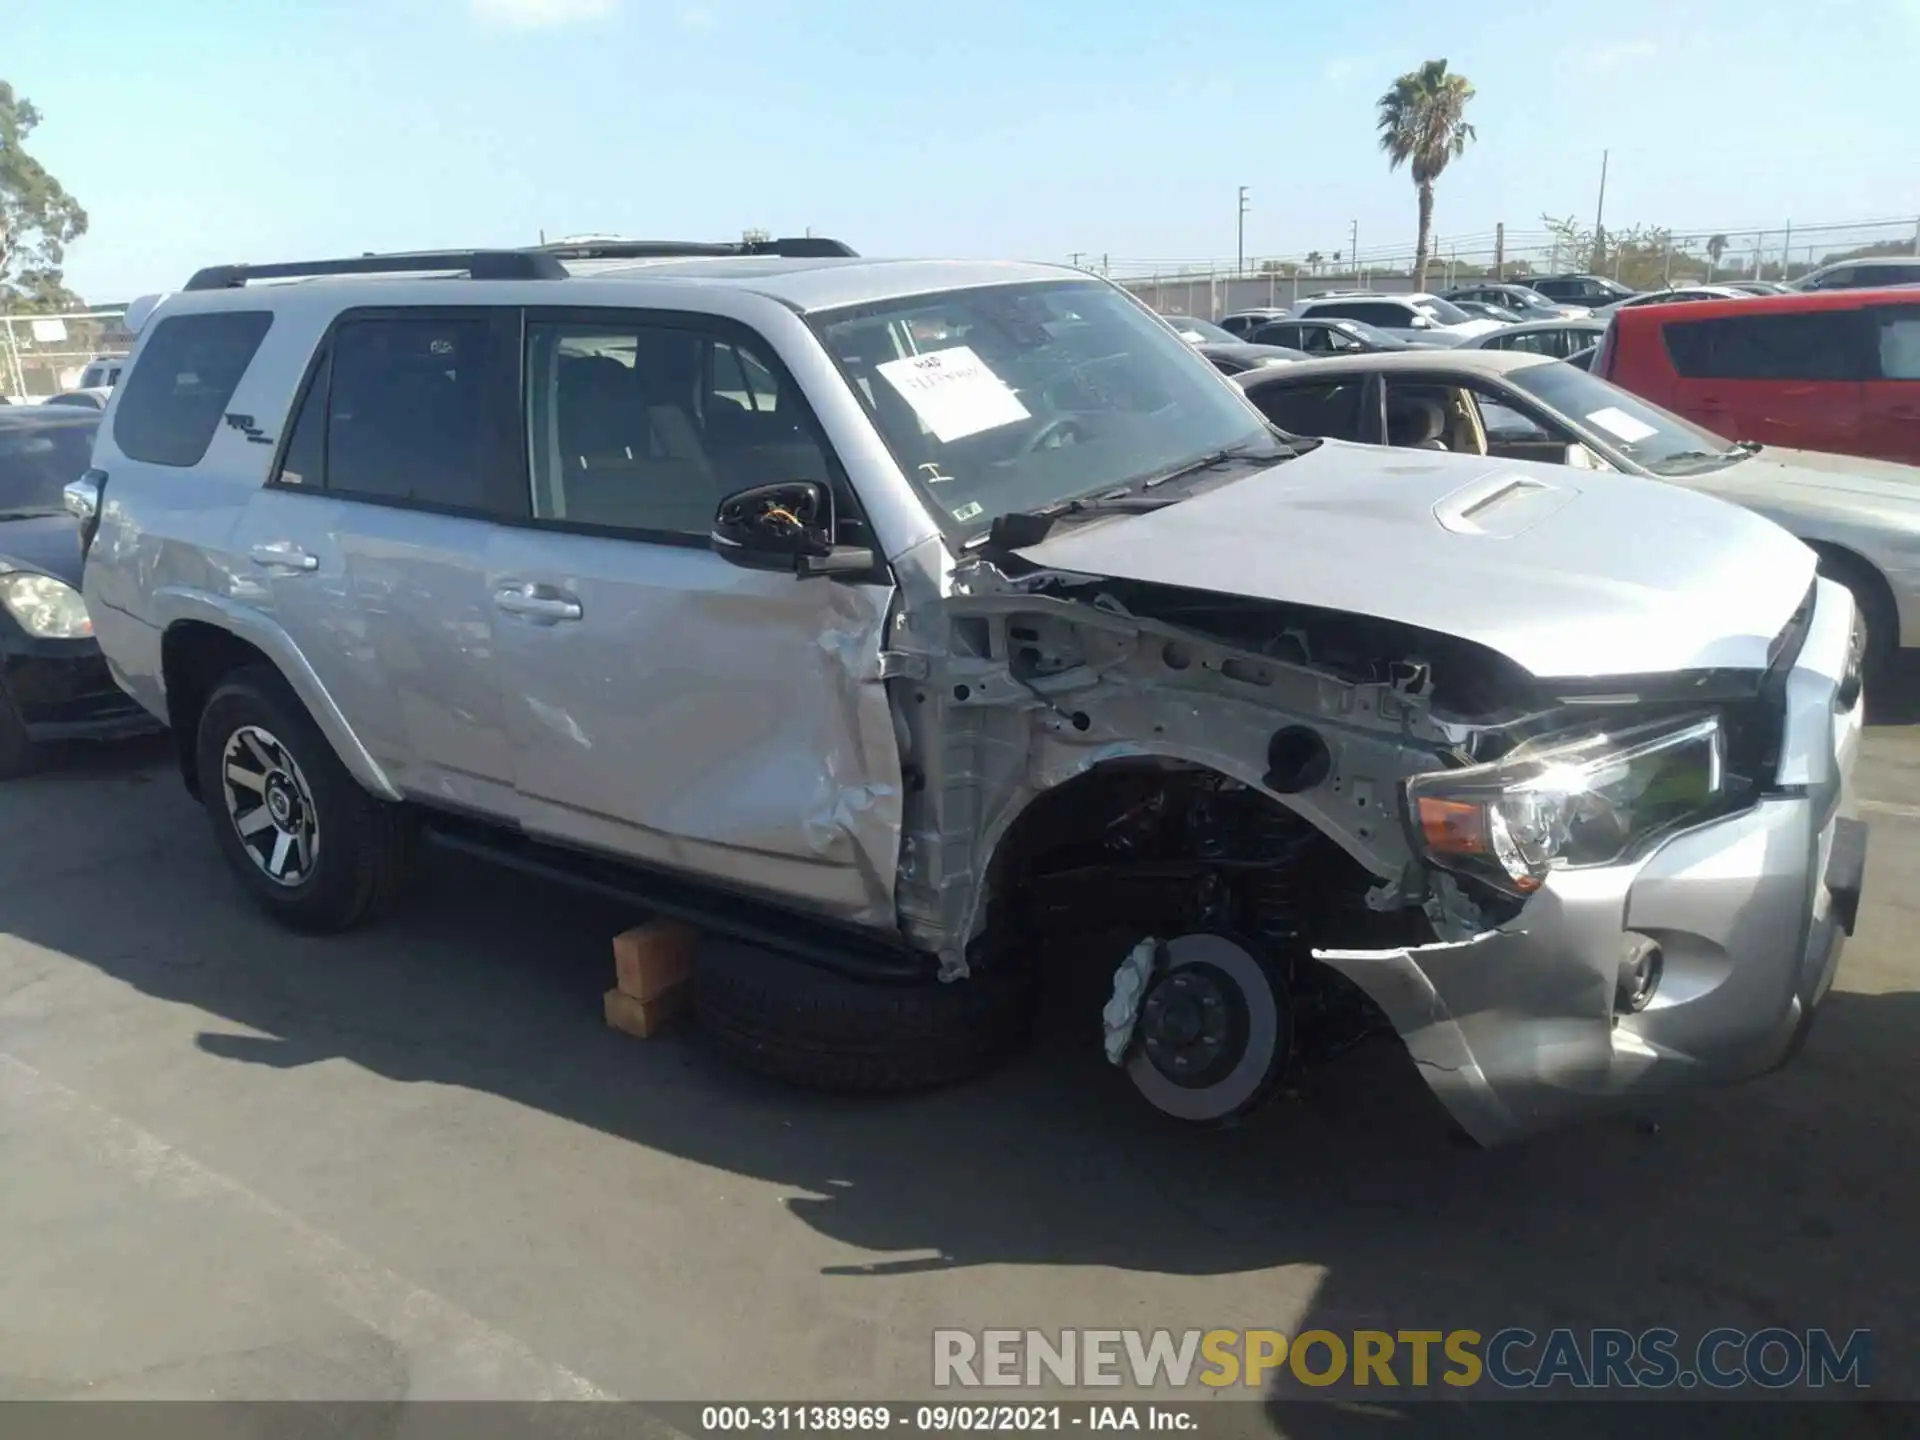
[[1246, 316, 1434, 355], [1196, 342, 1310, 375], [1527, 273, 1637, 306], [0, 408, 159, 776]]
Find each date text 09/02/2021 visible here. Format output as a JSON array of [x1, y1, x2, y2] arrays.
[[699, 1406, 1192, 1433]]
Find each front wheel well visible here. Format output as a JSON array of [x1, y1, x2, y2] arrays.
[[1803, 542, 1899, 662], [160, 622, 275, 798]]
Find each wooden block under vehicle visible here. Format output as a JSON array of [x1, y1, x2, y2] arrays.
[[611, 919, 699, 1001], [603, 985, 688, 1040]]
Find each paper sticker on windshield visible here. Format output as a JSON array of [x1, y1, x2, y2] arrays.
[[1585, 406, 1658, 443], [951, 500, 984, 523], [876, 345, 1030, 443]]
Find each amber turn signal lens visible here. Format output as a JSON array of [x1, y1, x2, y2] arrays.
[[1417, 796, 1489, 856]]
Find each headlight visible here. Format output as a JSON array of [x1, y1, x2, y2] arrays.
[[0, 572, 94, 639], [1406, 715, 1725, 896]]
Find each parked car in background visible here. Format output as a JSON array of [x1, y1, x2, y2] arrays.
[[1235, 347, 1917, 666], [41, 388, 112, 411], [1793, 256, 1920, 293], [71, 241, 1864, 1146], [1529, 273, 1636, 307], [1457, 317, 1609, 358], [1289, 291, 1498, 343], [1444, 282, 1591, 319], [1447, 299, 1522, 325], [1248, 316, 1441, 354], [1594, 286, 1920, 470], [1595, 284, 1751, 317], [1156, 315, 1306, 373], [77, 356, 128, 389], [1, 407, 159, 777], [1218, 307, 1291, 337], [1722, 280, 1795, 296]]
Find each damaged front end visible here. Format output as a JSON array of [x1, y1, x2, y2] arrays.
[[885, 545, 1855, 1142]]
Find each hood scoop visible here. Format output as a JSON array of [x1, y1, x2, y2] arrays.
[[1433, 471, 1578, 538]]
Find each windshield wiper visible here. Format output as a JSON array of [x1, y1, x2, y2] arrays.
[[980, 488, 1180, 550], [1651, 441, 1758, 475], [1141, 439, 1299, 489]]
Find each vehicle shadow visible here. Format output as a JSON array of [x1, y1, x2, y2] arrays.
[[1866, 652, 1920, 726], [1, 757, 1914, 1411]]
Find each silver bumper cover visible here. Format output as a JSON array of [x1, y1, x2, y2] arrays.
[[1318, 578, 1866, 1146]]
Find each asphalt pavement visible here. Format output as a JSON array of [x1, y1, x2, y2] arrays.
[[1, 673, 1915, 1430]]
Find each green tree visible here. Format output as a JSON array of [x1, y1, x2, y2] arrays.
[[1, 80, 88, 312], [1706, 234, 1728, 281], [1375, 59, 1477, 291], [1304, 249, 1323, 274]]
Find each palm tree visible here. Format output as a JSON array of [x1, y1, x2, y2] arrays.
[[1305, 249, 1323, 274], [1376, 59, 1478, 292], [1706, 233, 1728, 281]]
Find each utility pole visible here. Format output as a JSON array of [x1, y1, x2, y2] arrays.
[[1592, 149, 1609, 270], [1349, 219, 1359, 282], [1781, 220, 1792, 281], [1494, 221, 1505, 280], [1069, 252, 1085, 269], [1237, 186, 1249, 277]]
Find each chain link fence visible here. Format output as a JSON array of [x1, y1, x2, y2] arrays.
[[1093, 215, 1920, 318], [1, 307, 135, 402]]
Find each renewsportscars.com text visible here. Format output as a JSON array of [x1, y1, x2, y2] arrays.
[[932, 1327, 1872, 1391]]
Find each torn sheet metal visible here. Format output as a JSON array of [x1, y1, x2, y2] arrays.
[[1102, 938, 1159, 1065]]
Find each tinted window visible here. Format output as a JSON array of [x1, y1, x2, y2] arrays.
[[1309, 301, 1408, 327], [1875, 310, 1920, 380], [1245, 379, 1367, 439], [1249, 323, 1302, 348], [526, 318, 836, 537], [325, 317, 490, 507], [1804, 268, 1854, 292], [0, 418, 98, 513], [112, 311, 272, 467], [1662, 311, 1868, 382]]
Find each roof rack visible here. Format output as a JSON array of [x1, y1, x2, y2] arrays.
[[530, 236, 857, 260], [184, 249, 568, 291]]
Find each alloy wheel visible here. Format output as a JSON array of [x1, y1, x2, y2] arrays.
[[220, 724, 320, 886]]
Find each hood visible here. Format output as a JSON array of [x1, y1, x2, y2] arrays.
[[1016, 440, 1815, 680], [0, 512, 83, 588], [1722, 446, 1920, 502]]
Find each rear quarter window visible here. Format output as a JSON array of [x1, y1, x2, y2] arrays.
[[112, 311, 274, 467]]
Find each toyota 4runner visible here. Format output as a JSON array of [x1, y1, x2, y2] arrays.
[[68, 239, 1867, 1144]]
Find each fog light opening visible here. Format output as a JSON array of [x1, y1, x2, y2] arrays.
[[1617, 938, 1664, 1014]]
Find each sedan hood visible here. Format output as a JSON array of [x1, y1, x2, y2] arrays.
[[1723, 446, 1920, 503], [1017, 440, 1815, 680], [0, 512, 83, 587]]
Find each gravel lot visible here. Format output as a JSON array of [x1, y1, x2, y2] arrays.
[[1, 674, 1914, 1430]]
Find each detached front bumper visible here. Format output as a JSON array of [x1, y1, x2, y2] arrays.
[[1317, 577, 1866, 1146]]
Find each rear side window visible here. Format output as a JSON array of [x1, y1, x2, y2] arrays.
[[1247, 380, 1367, 439], [321, 317, 491, 507], [112, 311, 272, 467], [1874, 308, 1920, 380], [1661, 311, 1868, 382]]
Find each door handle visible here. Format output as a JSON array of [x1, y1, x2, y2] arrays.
[[250, 542, 318, 572], [493, 584, 583, 621]]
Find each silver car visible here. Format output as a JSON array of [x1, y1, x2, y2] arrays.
[[70, 243, 1865, 1146], [1234, 348, 1919, 667], [1456, 317, 1609, 359]]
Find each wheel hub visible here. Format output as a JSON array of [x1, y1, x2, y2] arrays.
[[1140, 964, 1246, 1090], [220, 725, 319, 887]]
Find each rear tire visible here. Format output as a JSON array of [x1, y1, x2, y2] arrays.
[[0, 684, 34, 780], [693, 947, 1033, 1092], [195, 665, 417, 932]]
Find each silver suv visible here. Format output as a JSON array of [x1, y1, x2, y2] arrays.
[[69, 240, 1867, 1144]]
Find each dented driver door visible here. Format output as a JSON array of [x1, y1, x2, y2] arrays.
[[487, 309, 905, 929]]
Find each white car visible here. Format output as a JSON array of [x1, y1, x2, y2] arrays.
[[1593, 285, 1751, 318], [1289, 291, 1502, 344]]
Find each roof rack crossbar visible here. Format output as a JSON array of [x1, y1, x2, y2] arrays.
[[184, 249, 570, 291], [531, 236, 857, 261]]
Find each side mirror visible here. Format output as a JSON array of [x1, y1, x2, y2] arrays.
[[1409, 314, 1433, 328], [710, 481, 875, 578]]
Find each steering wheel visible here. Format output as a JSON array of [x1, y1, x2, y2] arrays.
[[1022, 416, 1087, 455]]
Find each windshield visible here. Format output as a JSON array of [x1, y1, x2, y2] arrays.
[[1505, 361, 1741, 475], [0, 420, 96, 514], [1162, 315, 1238, 344], [1410, 296, 1475, 325], [810, 280, 1283, 540], [1509, 289, 1557, 310]]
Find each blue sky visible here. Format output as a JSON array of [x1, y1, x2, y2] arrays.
[[10, 0, 1919, 301]]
